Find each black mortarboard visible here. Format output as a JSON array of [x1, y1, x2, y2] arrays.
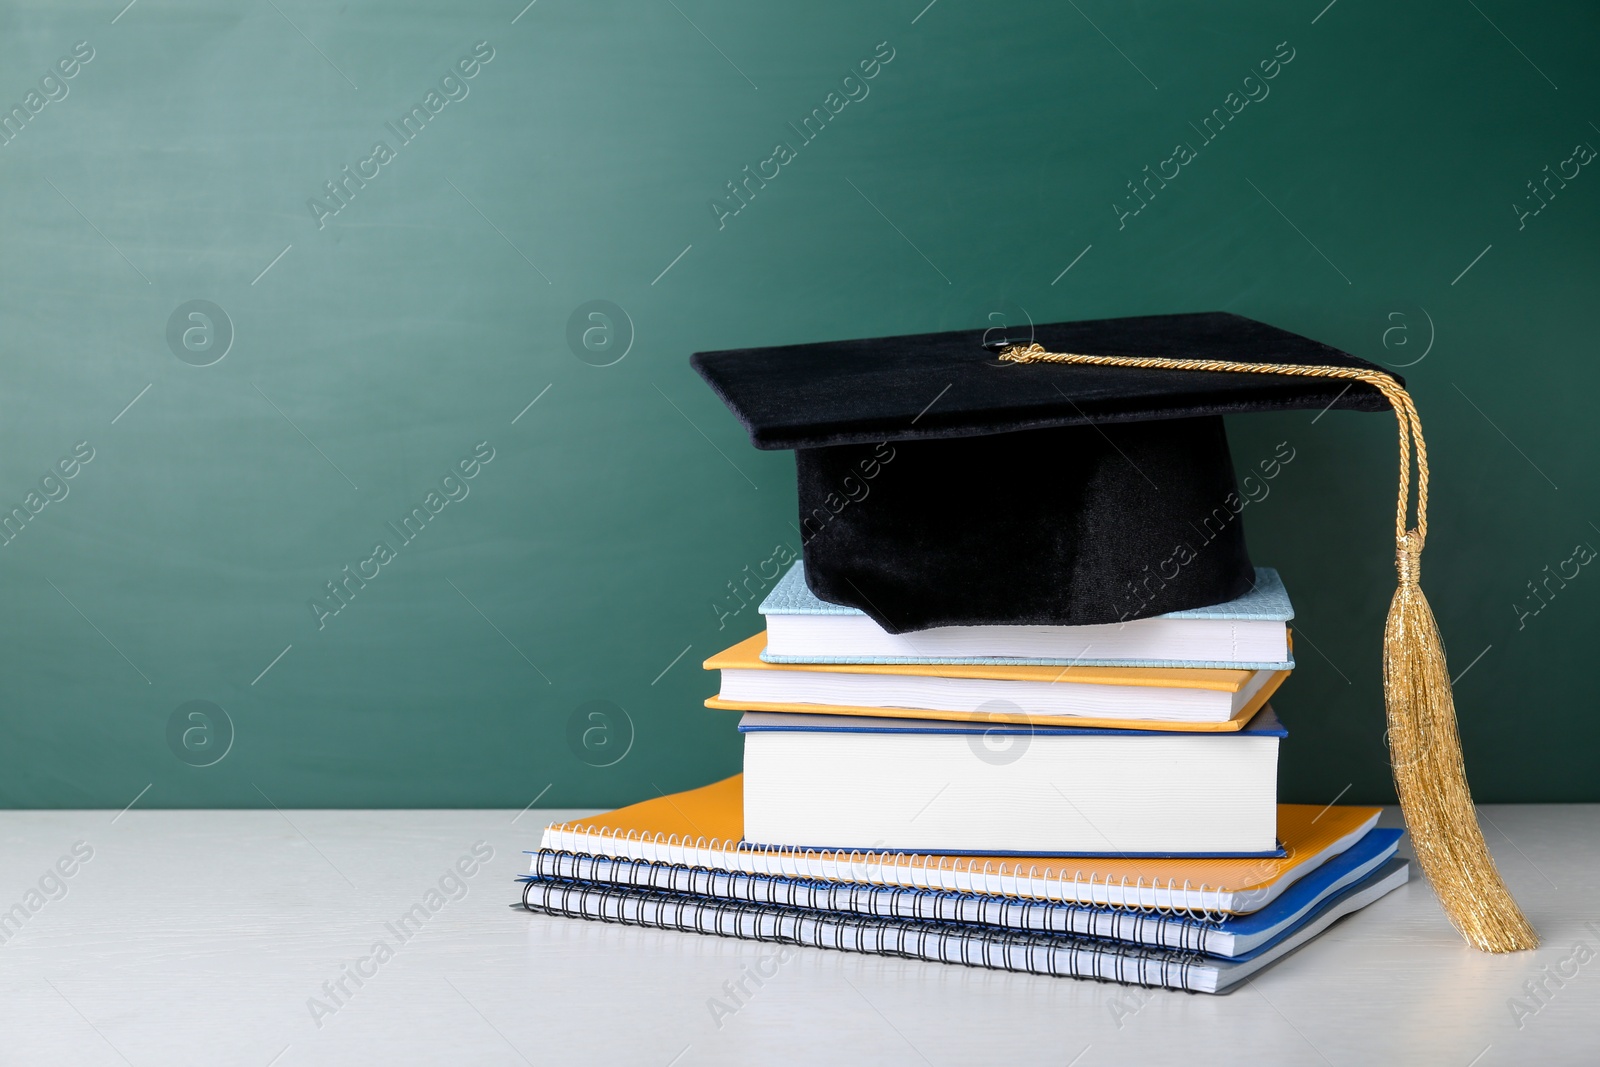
[[691, 309, 1539, 955], [692, 311, 1393, 633]]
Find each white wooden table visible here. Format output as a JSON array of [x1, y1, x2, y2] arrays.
[[0, 804, 1593, 1066]]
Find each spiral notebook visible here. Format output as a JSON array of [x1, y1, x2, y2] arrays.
[[519, 857, 1409, 994], [539, 775, 1381, 914], [525, 827, 1401, 957]]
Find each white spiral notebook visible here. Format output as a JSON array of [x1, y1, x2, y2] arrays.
[[526, 826, 1402, 957], [519, 857, 1409, 994]]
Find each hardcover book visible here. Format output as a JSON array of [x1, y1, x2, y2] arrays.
[[707, 632, 1287, 729], [740, 708, 1286, 855], [757, 561, 1294, 669]]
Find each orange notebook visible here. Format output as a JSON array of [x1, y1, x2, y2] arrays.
[[703, 632, 1289, 732], [540, 776, 1382, 914]]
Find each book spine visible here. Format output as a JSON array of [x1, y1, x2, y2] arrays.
[[528, 850, 1220, 953], [537, 824, 1238, 917], [521, 879, 1208, 991]]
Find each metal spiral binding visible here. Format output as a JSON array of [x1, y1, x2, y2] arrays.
[[541, 819, 1260, 921], [521, 877, 1210, 989], [525, 849, 1228, 952]]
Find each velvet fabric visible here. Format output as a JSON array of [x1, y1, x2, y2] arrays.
[[795, 417, 1254, 631], [691, 311, 1397, 451], [691, 311, 1398, 631]]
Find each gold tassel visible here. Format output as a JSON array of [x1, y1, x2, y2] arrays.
[[999, 343, 1539, 952]]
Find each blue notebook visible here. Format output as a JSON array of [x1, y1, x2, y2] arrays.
[[524, 826, 1402, 959], [757, 561, 1295, 669], [520, 854, 1410, 994]]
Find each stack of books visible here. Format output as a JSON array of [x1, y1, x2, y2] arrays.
[[521, 563, 1408, 994]]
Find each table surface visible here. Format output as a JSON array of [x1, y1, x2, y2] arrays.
[[0, 804, 1594, 1066]]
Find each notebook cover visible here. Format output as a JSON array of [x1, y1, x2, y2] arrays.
[[1219, 829, 1402, 942], [542, 774, 1380, 898]]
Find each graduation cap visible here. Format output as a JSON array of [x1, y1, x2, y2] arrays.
[[692, 310, 1537, 954]]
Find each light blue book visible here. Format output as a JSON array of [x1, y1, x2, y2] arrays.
[[758, 560, 1294, 669]]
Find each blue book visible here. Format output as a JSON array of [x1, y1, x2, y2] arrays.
[[524, 826, 1402, 959], [757, 561, 1294, 669], [740, 708, 1286, 857]]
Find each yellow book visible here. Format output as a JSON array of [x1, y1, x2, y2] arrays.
[[703, 632, 1289, 732], [540, 775, 1382, 914]]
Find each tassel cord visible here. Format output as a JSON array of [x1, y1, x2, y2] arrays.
[[998, 343, 1538, 953], [996, 346, 1426, 547]]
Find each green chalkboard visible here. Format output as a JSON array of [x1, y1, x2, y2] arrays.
[[0, 0, 1595, 809]]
